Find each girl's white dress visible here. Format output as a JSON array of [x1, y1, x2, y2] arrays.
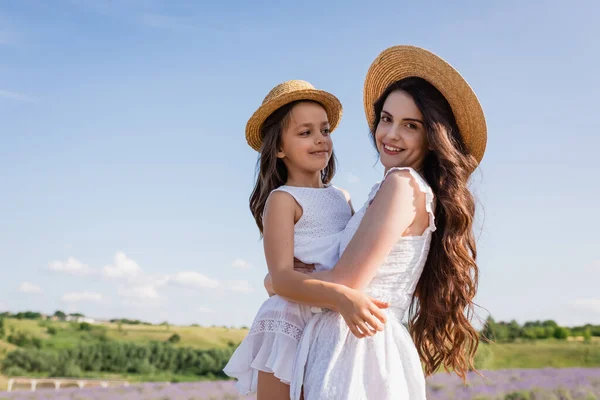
[[223, 184, 352, 394], [290, 167, 435, 400]]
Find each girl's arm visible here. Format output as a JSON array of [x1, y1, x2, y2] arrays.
[[310, 170, 429, 289], [264, 262, 314, 296], [265, 191, 388, 338]]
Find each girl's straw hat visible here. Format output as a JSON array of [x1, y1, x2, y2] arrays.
[[246, 80, 343, 152], [363, 45, 487, 164]]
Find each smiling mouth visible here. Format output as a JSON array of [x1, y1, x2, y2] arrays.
[[383, 144, 404, 154], [310, 150, 329, 155]]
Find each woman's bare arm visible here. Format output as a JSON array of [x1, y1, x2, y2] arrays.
[[309, 170, 429, 290]]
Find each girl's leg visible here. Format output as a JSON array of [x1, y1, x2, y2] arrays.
[[257, 371, 290, 400]]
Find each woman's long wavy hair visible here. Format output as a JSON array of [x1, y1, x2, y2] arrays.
[[370, 77, 480, 381], [250, 100, 336, 234]]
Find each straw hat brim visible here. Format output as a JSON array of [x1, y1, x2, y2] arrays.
[[364, 45, 487, 165], [246, 89, 343, 152]]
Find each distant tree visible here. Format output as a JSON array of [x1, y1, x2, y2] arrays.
[[583, 327, 592, 343], [46, 326, 57, 335], [507, 320, 522, 342], [0, 317, 5, 338], [14, 311, 42, 320], [542, 320, 558, 328], [553, 327, 570, 340], [79, 322, 92, 331], [480, 316, 496, 342], [53, 311, 67, 320], [167, 334, 181, 344], [69, 313, 85, 318], [544, 326, 556, 338], [7, 332, 41, 348]]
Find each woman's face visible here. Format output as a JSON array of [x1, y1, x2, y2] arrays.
[[375, 90, 429, 172]]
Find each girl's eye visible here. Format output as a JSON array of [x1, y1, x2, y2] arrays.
[[322, 128, 331, 136], [299, 131, 310, 136]]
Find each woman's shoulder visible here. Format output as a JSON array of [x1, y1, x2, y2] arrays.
[[382, 167, 432, 198]]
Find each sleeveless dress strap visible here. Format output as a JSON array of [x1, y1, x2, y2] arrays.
[[270, 186, 307, 210]]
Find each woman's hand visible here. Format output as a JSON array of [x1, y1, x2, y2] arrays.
[[336, 287, 389, 339]]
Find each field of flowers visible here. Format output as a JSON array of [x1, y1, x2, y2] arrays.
[[0, 368, 598, 399]]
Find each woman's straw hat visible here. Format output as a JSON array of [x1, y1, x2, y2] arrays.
[[246, 80, 343, 152], [363, 45, 487, 164]]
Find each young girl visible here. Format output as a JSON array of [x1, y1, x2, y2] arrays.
[[223, 80, 389, 399]]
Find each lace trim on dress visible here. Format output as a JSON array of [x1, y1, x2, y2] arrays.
[[248, 318, 303, 341]]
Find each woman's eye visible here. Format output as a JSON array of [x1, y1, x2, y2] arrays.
[[381, 116, 391, 123], [406, 123, 418, 130]]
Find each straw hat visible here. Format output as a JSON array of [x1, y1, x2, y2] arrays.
[[246, 80, 343, 152], [363, 45, 487, 165]]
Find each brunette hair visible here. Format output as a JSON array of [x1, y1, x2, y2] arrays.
[[371, 77, 479, 380]]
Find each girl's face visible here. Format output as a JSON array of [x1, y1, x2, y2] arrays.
[[375, 90, 429, 172], [277, 102, 333, 175]]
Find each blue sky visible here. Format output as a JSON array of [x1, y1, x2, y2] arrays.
[[1, 0, 598, 328]]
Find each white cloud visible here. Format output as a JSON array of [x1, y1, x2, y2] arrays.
[[49, 257, 94, 276], [19, 282, 42, 294], [571, 298, 600, 313], [62, 292, 102, 303], [225, 280, 254, 294], [586, 260, 600, 272], [168, 271, 219, 290], [232, 258, 251, 269], [0, 89, 38, 103], [347, 173, 360, 183], [104, 252, 142, 279], [198, 307, 215, 314], [118, 285, 160, 300]]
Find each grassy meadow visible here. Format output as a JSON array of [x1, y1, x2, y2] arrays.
[[0, 317, 599, 392]]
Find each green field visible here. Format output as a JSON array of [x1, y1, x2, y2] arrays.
[[1, 318, 248, 351], [0, 318, 249, 390], [1, 318, 599, 391], [476, 338, 600, 369]]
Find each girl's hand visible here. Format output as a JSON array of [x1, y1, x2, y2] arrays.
[[336, 287, 389, 339], [293, 258, 316, 274], [264, 274, 276, 297]]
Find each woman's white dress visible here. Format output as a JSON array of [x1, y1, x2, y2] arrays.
[[291, 167, 435, 400]]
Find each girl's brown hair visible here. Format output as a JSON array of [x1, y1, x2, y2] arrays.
[[371, 77, 480, 381], [250, 100, 336, 234]]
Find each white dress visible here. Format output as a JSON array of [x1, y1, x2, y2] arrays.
[[291, 167, 435, 400], [223, 184, 352, 394]]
